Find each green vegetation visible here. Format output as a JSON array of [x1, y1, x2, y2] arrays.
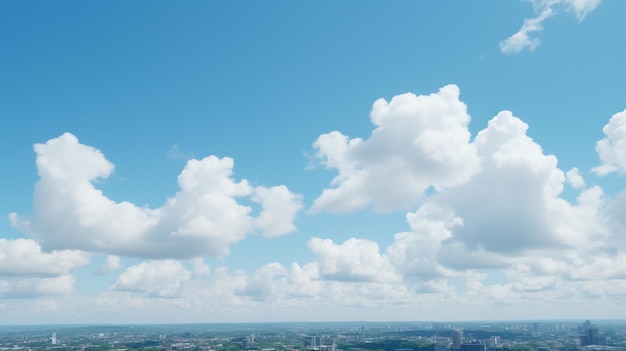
[[354, 338, 434, 351]]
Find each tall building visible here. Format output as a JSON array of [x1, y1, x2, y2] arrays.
[[580, 328, 606, 346], [305, 335, 321, 351], [579, 321, 606, 346], [452, 330, 463, 350], [487, 336, 500, 349]]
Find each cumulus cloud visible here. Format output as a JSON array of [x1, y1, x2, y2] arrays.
[[566, 167, 586, 188], [308, 237, 401, 282], [93, 252, 623, 322], [0, 275, 76, 298], [384, 110, 593, 280], [312, 97, 626, 312], [90, 262, 417, 322], [39, 259, 619, 322], [5, 86, 626, 321], [0, 238, 87, 298], [310, 85, 479, 213], [118, 100, 626, 320], [10, 133, 303, 259], [500, 0, 601, 54], [190, 258, 211, 277], [252, 185, 302, 237], [282, 263, 322, 298], [567, 254, 626, 280], [439, 111, 568, 254], [236, 263, 287, 300], [309, 86, 618, 292], [412, 110, 610, 278], [96, 255, 122, 275], [365, 108, 610, 285], [111, 260, 191, 298], [386, 203, 463, 278], [593, 109, 626, 175], [0, 238, 89, 276], [603, 190, 626, 246]]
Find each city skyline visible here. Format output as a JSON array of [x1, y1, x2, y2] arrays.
[[2, 0, 626, 324], [1, 320, 623, 351]]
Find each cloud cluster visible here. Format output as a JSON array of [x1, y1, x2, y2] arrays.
[[500, 0, 601, 54], [3, 83, 626, 322], [10, 133, 303, 259], [42, 238, 625, 322], [303, 84, 626, 311], [0, 239, 88, 298], [0, 239, 89, 276], [111, 260, 191, 298], [0, 276, 76, 298], [311, 85, 479, 213], [308, 238, 400, 282]]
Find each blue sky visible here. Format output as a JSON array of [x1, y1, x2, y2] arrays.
[[2, 0, 626, 324]]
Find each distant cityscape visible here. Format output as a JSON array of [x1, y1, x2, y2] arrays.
[[1, 320, 624, 351]]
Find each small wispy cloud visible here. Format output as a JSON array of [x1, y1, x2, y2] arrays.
[[165, 144, 193, 160], [96, 255, 122, 275], [500, 0, 601, 54]]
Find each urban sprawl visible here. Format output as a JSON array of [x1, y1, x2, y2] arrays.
[[1, 321, 624, 351]]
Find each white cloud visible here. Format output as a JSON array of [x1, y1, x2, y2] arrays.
[[321, 101, 622, 303], [386, 203, 462, 278], [5, 87, 626, 322], [87, 254, 621, 322], [0, 238, 89, 276], [190, 258, 211, 277], [0, 238, 87, 298], [96, 255, 122, 275], [282, 262, 322, 298], [90, 262, 417, 322], [500, 8, 553, 54], [561, 0, 602, 20], [379, 104, 624, 304], [111, 260, 191, 298], [310, 85, 479, 213], [565, 167, 585, 188], [236, 263, 287, 300], [0, 275, 75, 297], [500, 0, 601, 54], [308, 87, 619, 296], [253, 185, 302, 237], [410, 110, 610, 281], [424, 111, 570, 257], [308, 237, 401, 282], [593, 109, 626, 175], [10, 133, 303, 259], [567, 254, 626, 280], [604, 190, 626, 246]]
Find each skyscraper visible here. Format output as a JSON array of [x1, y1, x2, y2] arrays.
[[305, 335, 321, 350], [452, 330, 463, 350], [579, 321, 606, 346]]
